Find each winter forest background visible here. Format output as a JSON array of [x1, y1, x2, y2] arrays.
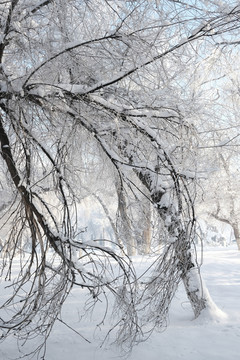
[[0, 1, 240, 359]]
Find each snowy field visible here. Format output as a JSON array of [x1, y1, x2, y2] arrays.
[[0, 245, 240, 360]]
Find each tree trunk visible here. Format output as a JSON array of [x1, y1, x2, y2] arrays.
[[116, 181, 136, 256], [138, 169, 209, 318], [182, 261, 207, 317], [141, 198, 152, 254], [232, 223, 240, 250], [173, 231, 208, 318], [142, 219, 152, 254]]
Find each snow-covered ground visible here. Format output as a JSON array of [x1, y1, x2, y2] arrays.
[[0, 245, 239, 360]]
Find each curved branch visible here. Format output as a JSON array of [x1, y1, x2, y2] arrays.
[[23, 33, 121, 88]]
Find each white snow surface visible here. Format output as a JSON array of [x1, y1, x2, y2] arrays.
[[0, 245, 240, 359]]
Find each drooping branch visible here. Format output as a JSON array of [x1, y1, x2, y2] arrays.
[[0, 105, 139, 357]]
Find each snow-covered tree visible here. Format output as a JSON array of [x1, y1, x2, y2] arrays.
[[1, 0, 240, 356], [189, 46, 240, 250]]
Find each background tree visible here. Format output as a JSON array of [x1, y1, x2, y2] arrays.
[[187, 43, 240, 249]]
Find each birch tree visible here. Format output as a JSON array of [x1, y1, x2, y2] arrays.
[[1, 0, 240, 356]]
